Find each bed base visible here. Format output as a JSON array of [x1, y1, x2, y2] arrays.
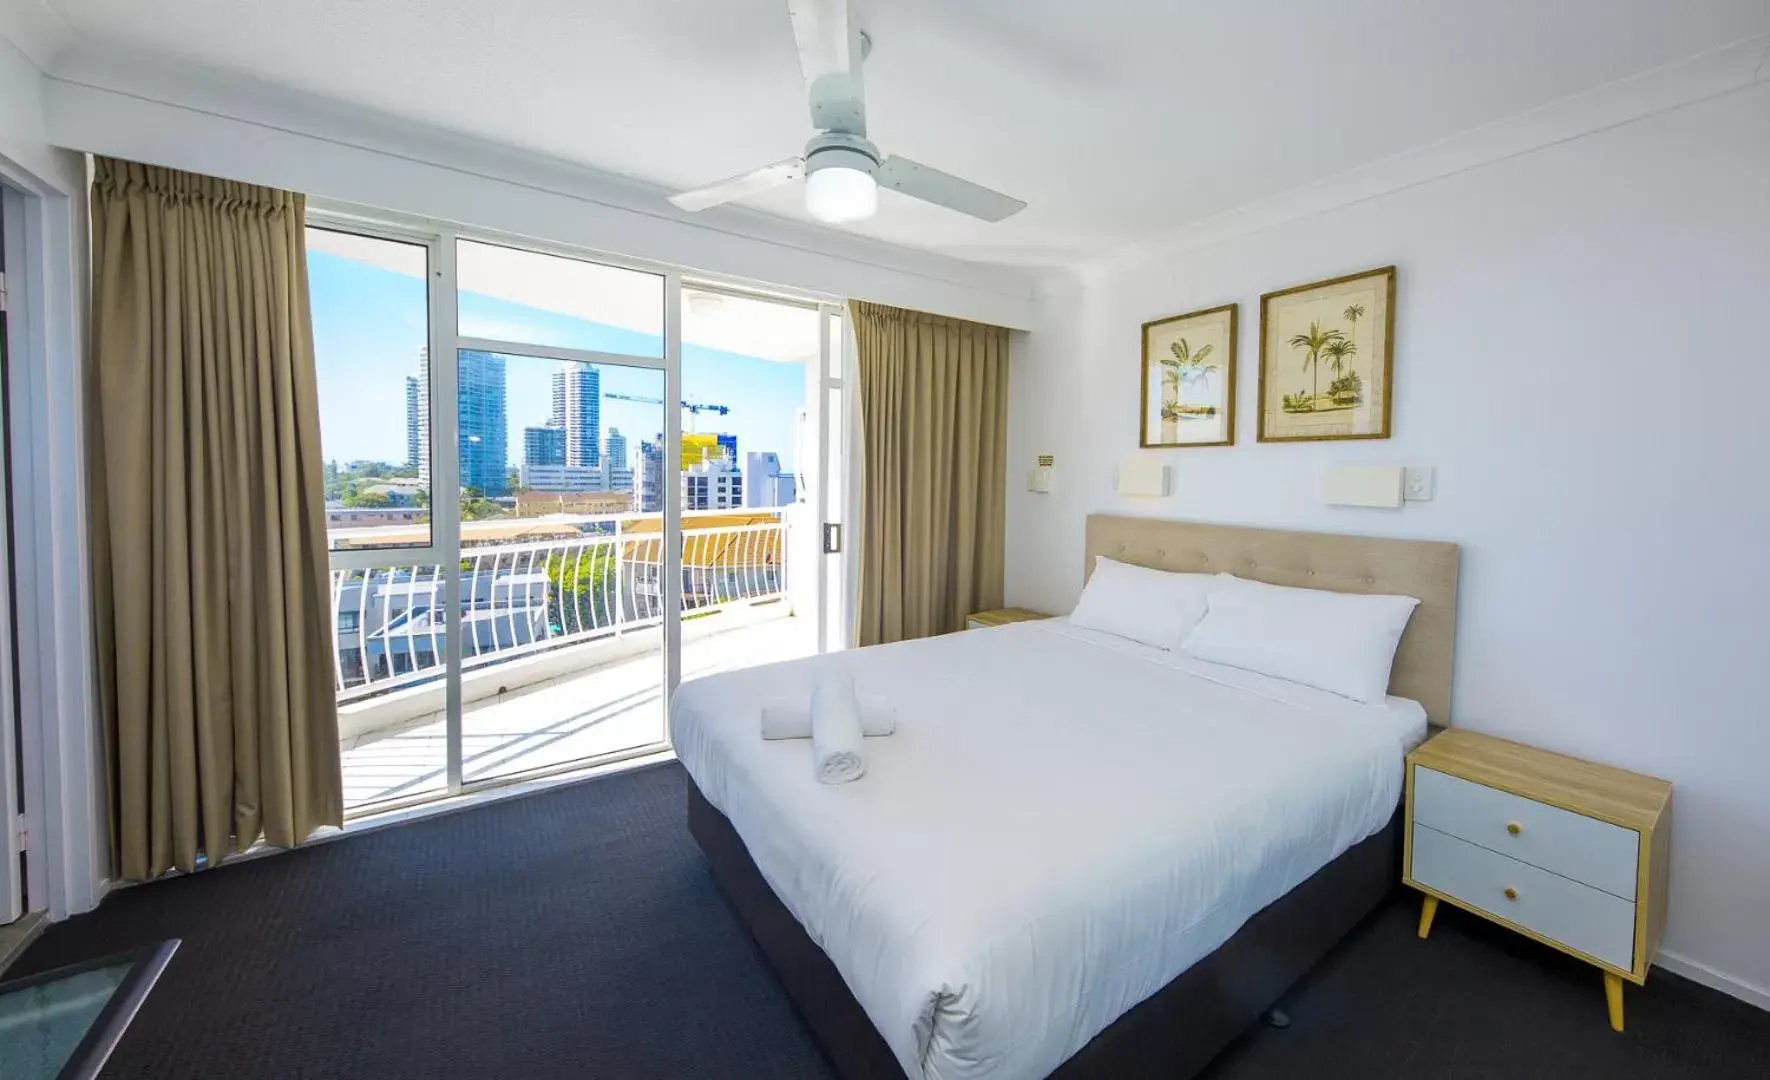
[[687, 780, 1402, 1080]]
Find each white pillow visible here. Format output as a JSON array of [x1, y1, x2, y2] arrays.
[[1068, 557, 1217, 650], [1180, 574, 1420, 703]]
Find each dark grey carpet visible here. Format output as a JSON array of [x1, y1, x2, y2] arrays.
[[14, 763, 1769, 1079]]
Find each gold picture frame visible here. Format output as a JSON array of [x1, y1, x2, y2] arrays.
[[1258, 266, 1396, 442], [1140, 302, 1237, 448]]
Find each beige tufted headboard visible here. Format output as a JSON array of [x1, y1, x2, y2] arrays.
[[1084, 515, 1461, 726]]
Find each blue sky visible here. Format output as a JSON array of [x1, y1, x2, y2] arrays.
[[308, 251, 808, 471]]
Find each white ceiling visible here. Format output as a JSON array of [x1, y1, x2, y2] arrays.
[[17, 0, 1770, 267]]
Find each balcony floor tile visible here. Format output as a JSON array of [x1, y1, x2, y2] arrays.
[[341, 612, 818, 812]]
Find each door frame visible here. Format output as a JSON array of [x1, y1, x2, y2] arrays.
[[0, 183, 21, 924], [0, 152, 104, 920]]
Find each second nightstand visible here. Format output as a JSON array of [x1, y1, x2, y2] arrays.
[[1404, 729, 1672, 1033], [965, 607, 1052, 630]]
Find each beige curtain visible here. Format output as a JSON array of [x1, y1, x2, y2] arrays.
[[89, 158, 342, 880], [850, 301, 1009, 645]]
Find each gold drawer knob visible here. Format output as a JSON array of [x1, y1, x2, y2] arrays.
[[1504, 887, 1518, 901], [1506, 822, 1522, 835]]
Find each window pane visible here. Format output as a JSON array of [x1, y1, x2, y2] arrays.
[[332, 562, 448, 810], [456, 239, 664, 358], [681, 287, 816, 668], [456, 351, 668, 783], [307, 227, 432, 551]]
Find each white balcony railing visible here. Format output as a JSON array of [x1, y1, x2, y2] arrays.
[[328, 513, 788, 702]]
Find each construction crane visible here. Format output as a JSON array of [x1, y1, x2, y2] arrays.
[[604, 393, 731, 433]]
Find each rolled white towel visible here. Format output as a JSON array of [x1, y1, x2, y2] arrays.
[[811, 670, 867, 785], [761, 697, 895, 740]]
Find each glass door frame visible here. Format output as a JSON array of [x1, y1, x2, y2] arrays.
[[312, 203, 849, 811], [0, 184, 22, 922], [811, 301, 853, 654]]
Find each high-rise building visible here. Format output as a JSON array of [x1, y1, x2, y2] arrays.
[[634, 437, 666, 514], [519, 464, 603, 492], [404, 374, 422, 468], [520, 425, 569, 490], [458, 350, 508, 497], [681, 433, 719, 470], [685, 456, 744, 510], [549, 366, 601, 468], [681, 432, 737, 470], [522, 426, 566, 467], [743, 451, 783, 509], [415, 349, 433, 485], [602, 428, 633, 494]]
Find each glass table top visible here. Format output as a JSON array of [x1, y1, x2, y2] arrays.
[[0, 941, 177, 1080]]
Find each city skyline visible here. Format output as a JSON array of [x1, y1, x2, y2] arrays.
[[308, 247, 809, 480]]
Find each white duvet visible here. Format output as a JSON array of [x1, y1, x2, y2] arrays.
[[670, 620, 1426, 1080]]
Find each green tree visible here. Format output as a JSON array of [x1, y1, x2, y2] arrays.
[[342, 490, 393, 509], [1324, 336, 1361, 405], [1166, 339, 1217, 391], [1343, 304, 1365, 335], [1288, 322, 1346, 410], [545, 547, 618, 632], [1157, 338, 1218, 437], [459, 489, 508, 521], [1322, 336, 1358, 380]]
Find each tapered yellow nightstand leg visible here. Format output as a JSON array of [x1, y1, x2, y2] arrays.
[[1604, 972, 1625, 1032], [1417, 895, 1439, 939]]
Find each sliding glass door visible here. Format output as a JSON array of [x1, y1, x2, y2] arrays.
[[310, 216, 851, 813], [310, 225, 449, 808]]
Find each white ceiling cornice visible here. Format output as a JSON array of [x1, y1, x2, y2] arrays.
[[0, 0, 71, 68], [1042, 34, 1770, 297]]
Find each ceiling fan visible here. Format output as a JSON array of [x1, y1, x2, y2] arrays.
[[668, 0, 1026, 226]]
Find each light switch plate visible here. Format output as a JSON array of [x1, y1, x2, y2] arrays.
[[1404, 466, 1435, 502]]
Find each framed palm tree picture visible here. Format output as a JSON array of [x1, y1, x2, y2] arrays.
[[1140, 302, 1237, 448], [1258, 266, 1396, 441]]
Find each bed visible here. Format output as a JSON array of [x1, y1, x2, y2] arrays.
[[671, 516, 1460, 1079]]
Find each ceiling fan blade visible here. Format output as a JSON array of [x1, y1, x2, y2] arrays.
[[872, 156, 1027, 223], [786, 0, 866, 134], [668, 158, 805, 212]]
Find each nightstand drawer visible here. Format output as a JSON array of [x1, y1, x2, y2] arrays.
[[1413, 765, 1638, 900], [1411, 824, 1636, 971]]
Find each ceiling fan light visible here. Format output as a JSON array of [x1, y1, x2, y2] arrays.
[[805, 165, 877, 224]]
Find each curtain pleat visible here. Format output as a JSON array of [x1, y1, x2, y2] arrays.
[[850, 301, 1009, 645], [89, 157, 342, 880]]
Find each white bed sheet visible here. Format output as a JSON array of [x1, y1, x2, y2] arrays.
[[670, 619, 1427, 1080]]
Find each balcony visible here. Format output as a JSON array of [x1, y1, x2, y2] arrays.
[[331, 508, 819, 812]]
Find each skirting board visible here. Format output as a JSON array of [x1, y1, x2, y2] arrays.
[[1657, 950, 1770, 1013]]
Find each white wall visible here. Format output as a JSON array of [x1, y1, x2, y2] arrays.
[[39, 46, 1035, 330], [1008, 82, 1770, 1001]]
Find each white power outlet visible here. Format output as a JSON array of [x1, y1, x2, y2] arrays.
[[1403, 466, 1435, 502]]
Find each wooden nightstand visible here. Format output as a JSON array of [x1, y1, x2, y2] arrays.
[[965, 607, 1051, 630], [1404, 729, 1672, 1033]]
